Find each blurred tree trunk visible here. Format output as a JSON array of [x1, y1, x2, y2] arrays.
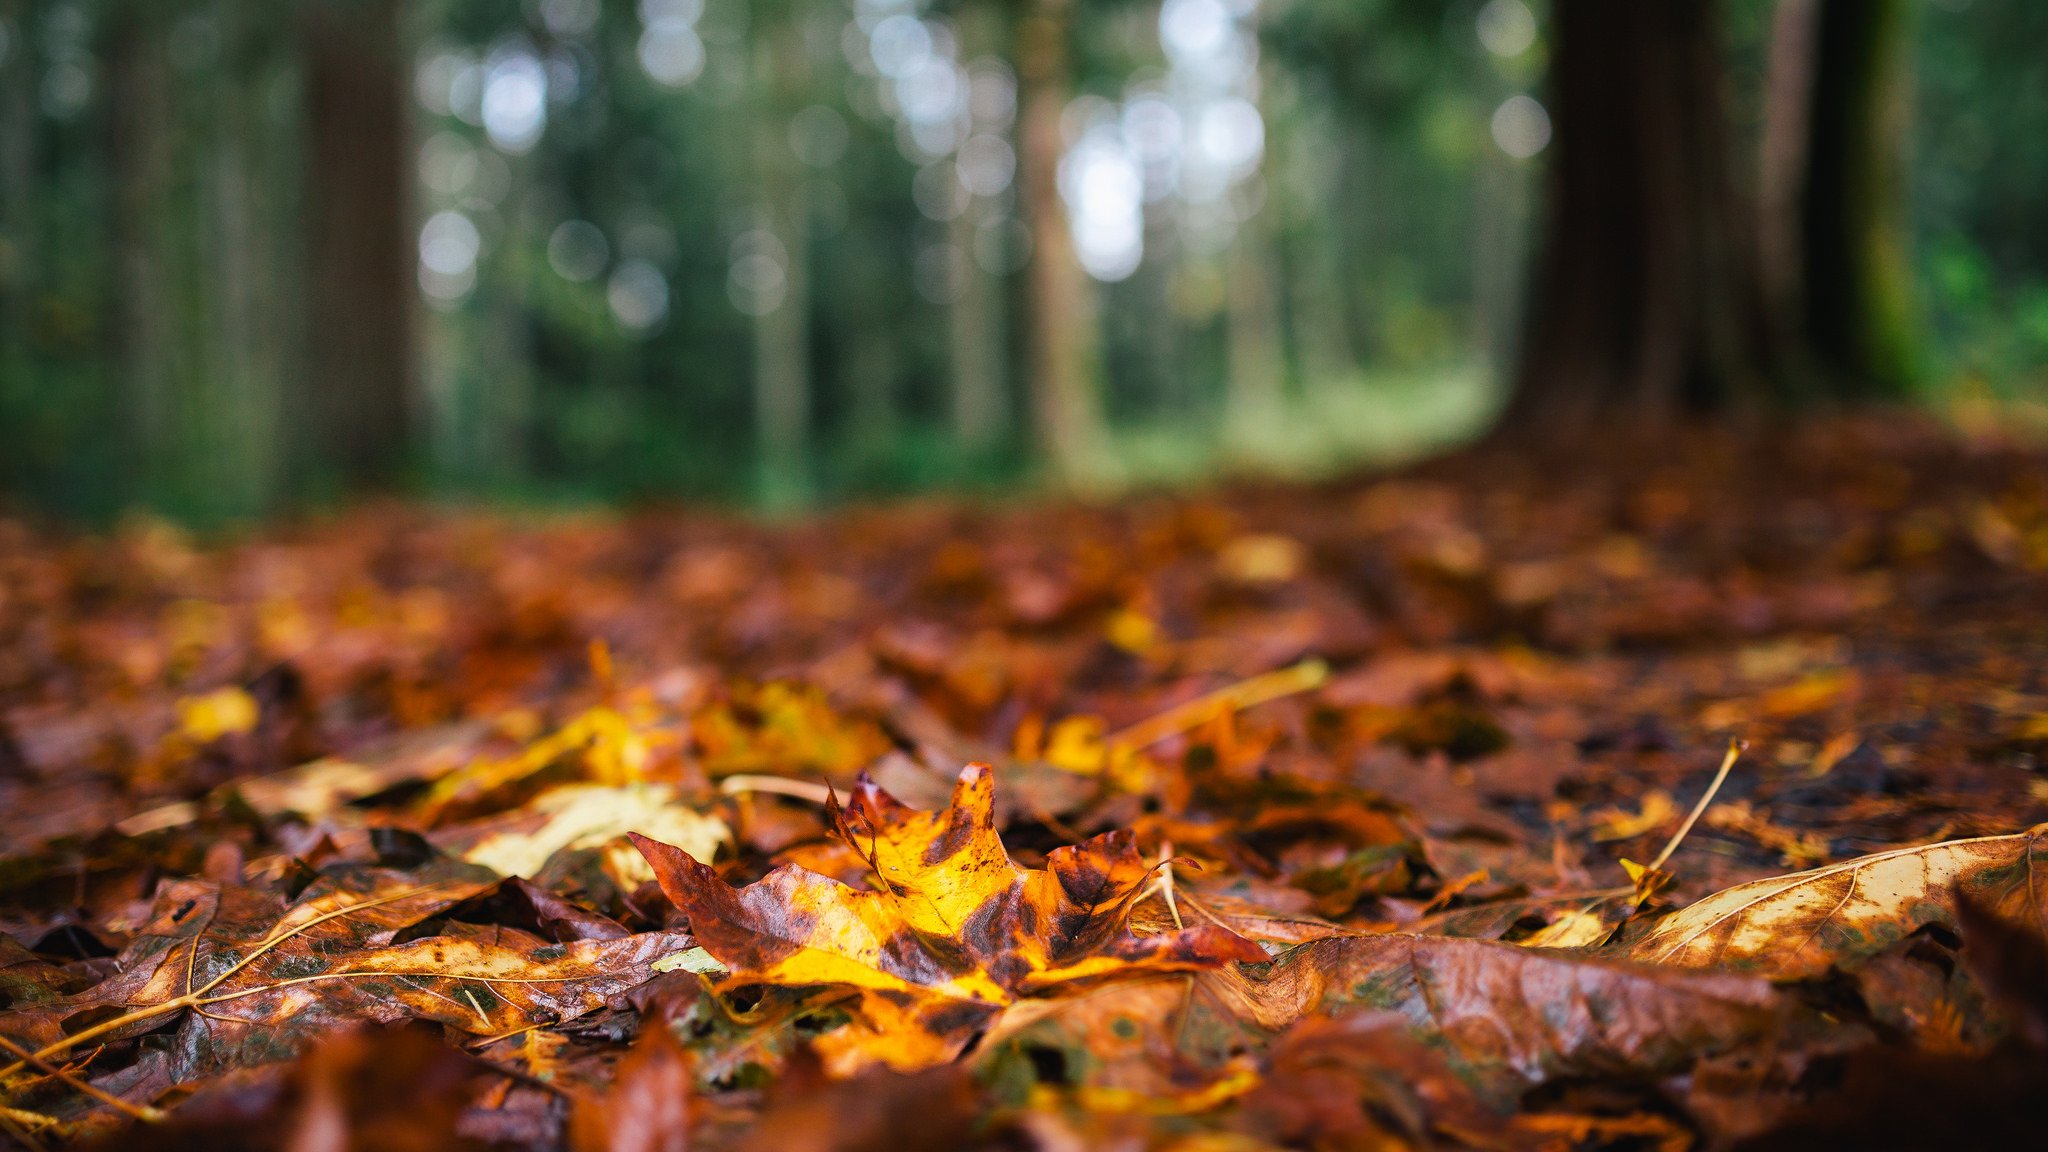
[[752, 18, 813, 511], [1015, 0, 1110, 488], [1763, 0, 1917, 397], [106, 2, 177, 497], [1223, 210, 1287, 458], [208, 8, 291, 517], [950, 195, 1007, 451], [949, 8, 1008, 454], [300, 0, 414, 494], [1221, 27, 1288, 461], [1503, 0, 1774, 434], [0, 0, 35, 351]]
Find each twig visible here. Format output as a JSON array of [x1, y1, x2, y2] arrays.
[[0, 1107, 55, 1151], [719, 775, 833, 805], [1647, 739, 1746, 873], [0, 1033, 164, 1124], [1107, 658, 1329, 751]]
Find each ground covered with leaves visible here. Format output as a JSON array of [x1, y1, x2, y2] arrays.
[[5, 418, 2048, 1150]]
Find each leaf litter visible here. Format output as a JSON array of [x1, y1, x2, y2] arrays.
[[4, 420, 2048, 1146]]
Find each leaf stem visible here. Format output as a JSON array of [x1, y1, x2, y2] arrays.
[[719, 775, 833, 805], [1108, 658, 1329, 751], [1647, 740, 1746, 874]]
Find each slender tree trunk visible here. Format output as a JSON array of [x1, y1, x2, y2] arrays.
[[209, 10, 288, 518], [0, 0, 35, 352], [950, 194, 1006, 452], [949, 7, 1008, 454], [752, 23, 812, 511], [1015, 0, 1109, 488], [1472, 125, 1536, 387], [1503, 0, 1774, 435], [300, 0, 414, 494], [106, 2, 177, 499], [1223, 211, 1287, 457], [1797, 0, 1917, 396], [1759, 0, 1820, 336]]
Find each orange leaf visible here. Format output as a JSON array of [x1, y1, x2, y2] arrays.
[[631, 763, 1264, 1073]]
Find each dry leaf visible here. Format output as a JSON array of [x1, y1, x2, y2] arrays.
[[1630, 824, 2048, 978], [463, 784, 730, 882], [630, 763, 1263, 1073]]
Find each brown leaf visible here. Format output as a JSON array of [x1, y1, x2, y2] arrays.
[[732, 1050, 984, 1152], [1226, 934, 1804, 1105], [88, 1026, 486, 1152], [1, 862, 685, 1089], [569, 1021, 696, 1152], [1628, 824, 2048, 978]]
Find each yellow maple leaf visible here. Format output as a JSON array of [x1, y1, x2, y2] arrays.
[[630, 763, 1264, 1073]]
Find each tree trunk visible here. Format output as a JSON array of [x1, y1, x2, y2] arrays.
[[1503, 0, 1774, 435], [300, 0, 414, 495], [1795, 0, 1917, 396], [751, 21, 812, 511], [1015, 0, 1110, 489], [0, 0, 36, 353], [1223, 209, 1287, 459], [106, 2, 177, 499], [948, 7, 1009, 454]]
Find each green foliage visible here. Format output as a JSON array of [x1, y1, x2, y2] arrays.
[[1, 0, 2044, 525]]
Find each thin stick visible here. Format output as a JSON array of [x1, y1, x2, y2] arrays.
[[1107, 658, 1329, 751], [719, 775, 832, 805], [1156, 842, 1183, 930], [0, 1033, 164, 1124], [0, 1107, 55, 1151], [1647, 740, 1746, 873]]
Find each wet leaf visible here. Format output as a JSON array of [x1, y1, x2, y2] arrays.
[[1224, 934, 1808, 1105]]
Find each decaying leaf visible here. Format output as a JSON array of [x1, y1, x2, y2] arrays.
[[1201, 933, 1809, 1107], [631, 763, 1264, 1072], [0, 860, 689, 1088], [1630, 824, 2048, 978]]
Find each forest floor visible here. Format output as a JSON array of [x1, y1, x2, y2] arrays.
[[4, 414, 2048, 1150]]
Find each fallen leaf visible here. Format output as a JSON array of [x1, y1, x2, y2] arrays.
[[630, 763, 1263, 1072], [569, 1019, 695, 1152], [176, 687, 260, 744], [1590, 790, 1678, 842], [103, 1025, 488, 1152], [0, 862, 687, 1087], [1629, 824, 2048, 978], [1237, 933, 1809, 1105], [461, 783, 730, 883]]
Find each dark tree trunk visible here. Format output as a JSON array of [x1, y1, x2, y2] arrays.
[[1797, 0, 1916, 396], [106, 2, 175, 496], [1503, 0, 1775, 435], [300, 0, 413, 494]]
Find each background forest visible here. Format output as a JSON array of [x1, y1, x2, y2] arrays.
[[0, 0, 2043, 524]]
